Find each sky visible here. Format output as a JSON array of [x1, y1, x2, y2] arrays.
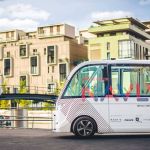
[[0, 0, 150, 32]]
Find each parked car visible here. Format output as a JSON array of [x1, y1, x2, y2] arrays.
[[0, 115, 11, 127]]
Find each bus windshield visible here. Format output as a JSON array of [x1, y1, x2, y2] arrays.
[[63, 65, 107, 97]]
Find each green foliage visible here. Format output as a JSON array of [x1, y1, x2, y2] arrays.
[[16, 80, 31, 108], [1, 81, 7, 93], [0, 100, 10, 109], [43, 82, 65, 110], [43, 102, 55, 111], [0, 81, 10, 108], [55, 82, 65, 96]]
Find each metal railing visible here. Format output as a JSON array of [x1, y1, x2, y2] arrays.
[[0, 106, 55, 130], [0, 84, 57, 95]]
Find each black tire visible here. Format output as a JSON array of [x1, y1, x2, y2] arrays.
[[72, 116, 96, 137]]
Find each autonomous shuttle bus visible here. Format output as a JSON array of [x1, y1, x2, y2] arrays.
[[55, 60, 150, 137]]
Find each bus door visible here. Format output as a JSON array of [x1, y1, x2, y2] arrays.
[[109, 64, 150, 132]]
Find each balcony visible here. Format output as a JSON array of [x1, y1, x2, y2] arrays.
[[129, 24, 150, 40], [0, 37, 17, 43], [89, 24, 150, 40], [38, 32, 62, 39], [89, 24, 130, 34]]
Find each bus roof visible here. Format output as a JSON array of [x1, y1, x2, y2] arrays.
[[69, 59, 150, 78], [79, 60, 150, 66], [71, 60, 150, 75]]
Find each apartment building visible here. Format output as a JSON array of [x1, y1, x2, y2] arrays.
[[0, 24, 87, 94], [88, 17, 150, 60]]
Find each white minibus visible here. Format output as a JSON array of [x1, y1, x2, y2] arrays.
[[55, 60, 150, 137]]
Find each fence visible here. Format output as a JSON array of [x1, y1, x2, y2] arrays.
[[0, 106, 55, 130]]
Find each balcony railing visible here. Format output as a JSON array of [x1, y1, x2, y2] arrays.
[[0, 37, 16, 43], [38, 32, 62, 38]]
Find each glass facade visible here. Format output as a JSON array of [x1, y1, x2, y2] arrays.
[[118, 40, 134, 59]]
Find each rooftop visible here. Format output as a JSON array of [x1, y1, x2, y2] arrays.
[[94, 17, 149, 30]]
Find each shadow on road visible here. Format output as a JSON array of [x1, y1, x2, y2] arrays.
[[56, 134, 150, 140]]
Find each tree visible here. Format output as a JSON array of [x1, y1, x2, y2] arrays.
[[16, 80, 31, 108], [55, 82, 65, 96], [0, 81, 10, 109], [43, 82, 65, 110]]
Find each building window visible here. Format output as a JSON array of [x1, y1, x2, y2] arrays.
[[6, 32, 9, 38], [20, 76, 27, 86], [6, 87, 10, 93], [107, 52, 110, 60], [38, 27, 44, 34], [84, 39, 88, 45], [50, 26, 53, 34], [118, 40, 134, 59], [44, 48, 46, 55], [4, 58, 12, 76], [135, 44, 139, 59], [6, 52, 10, 57], [59, 64, 67, 82], [33, 49, 37, 53], [48, 66, 50, 73], [145, 48, 149, 60], [52, 66, 54, 73], [33, 49, 37, 55], [57, 25, 60, 33], [48, 83, 56, 93], [20, 45, 28, 57], [30, 55, 39, 75], [11, 32, 14, 38], [140, 46, 142, 59], [47, 46, 57, 64], [13, 88, 18, 94], [107, 42, 110, 51], [110, 32, 116, 36], [143, 47, 145, 59], [0, 46, 3, 60]]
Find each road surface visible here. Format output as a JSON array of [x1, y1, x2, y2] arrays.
[[0, 129, 150, 150]]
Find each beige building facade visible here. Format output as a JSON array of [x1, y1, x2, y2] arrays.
[[0, 24, 87, 94]]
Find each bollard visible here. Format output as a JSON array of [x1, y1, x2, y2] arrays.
[[11, 109, 28, 128]]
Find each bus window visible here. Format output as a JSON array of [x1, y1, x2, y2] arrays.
[[111, 65, 150, 96], [63, 65, 107, 98], [122, 67, 138, 95], [111, 67, 120, 95], [122, 66, 150, 96], [140, 66, 150, 95]]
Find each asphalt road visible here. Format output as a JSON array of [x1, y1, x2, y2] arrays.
[[0, 129, 150, 150]]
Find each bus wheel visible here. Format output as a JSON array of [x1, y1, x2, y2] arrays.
[[73, 116, 96, 137]]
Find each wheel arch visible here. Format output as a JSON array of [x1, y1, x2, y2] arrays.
[[70, 115, 98, 133]]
